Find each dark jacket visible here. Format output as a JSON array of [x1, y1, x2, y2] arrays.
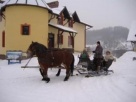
[[94, 45, 103, 58], [80, 50, 89, 58]]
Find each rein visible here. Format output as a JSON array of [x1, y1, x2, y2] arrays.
[[22, 57, 32, 69]]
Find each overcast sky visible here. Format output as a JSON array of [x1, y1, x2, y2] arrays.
[[59, 0, 136, 30]]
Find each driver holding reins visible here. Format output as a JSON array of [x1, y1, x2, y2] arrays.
[[93, 41, 103, 74]]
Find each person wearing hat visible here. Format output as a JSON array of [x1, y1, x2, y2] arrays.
[[93, 41, 103, 74]]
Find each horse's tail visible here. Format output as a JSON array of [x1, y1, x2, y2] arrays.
[[70, 54, 75, 75]]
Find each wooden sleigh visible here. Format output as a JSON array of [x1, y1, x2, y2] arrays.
[[75, 57, 114, 77]]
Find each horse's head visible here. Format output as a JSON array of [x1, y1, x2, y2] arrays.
[[27, 42, 37, 58], [27, 41, 48, 58]]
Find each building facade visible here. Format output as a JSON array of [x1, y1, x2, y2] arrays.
[[0, 0, 92, 55]]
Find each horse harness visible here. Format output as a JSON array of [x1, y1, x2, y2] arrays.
[[38, 51, 54, 64]]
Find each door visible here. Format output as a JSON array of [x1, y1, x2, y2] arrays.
[[48, 33, 54, 48]]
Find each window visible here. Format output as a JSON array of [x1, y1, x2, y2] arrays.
[[58, 34, 63, 44], [21, 24, 30, 35], [68, 36, 73, 47], [2, 31, 5, 47]]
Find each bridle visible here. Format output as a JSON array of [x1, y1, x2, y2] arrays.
[[27, 46, 36, 58]]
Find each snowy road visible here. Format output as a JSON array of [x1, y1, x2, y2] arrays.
[[0, 51, 136, 102]]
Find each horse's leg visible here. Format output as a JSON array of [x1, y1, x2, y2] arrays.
[[39, 64, 44, 79], [70, 55, 75, 76], [64, 66, 70, 81], [56, 69, 61, 76], [42, 67, 50, 83], [39, 68, 44, 77]]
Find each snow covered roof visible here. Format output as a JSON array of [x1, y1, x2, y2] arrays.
[[51, 8, 80, 22], [45, 0, 58, 3], [51, 7, 93, 28], [127, 21, 136, 42], [0, 0, 92, 28], [51, 6, 71, 19], [69, 11, 73, 18], [49, 22, 77, 34], [0, 0, 51, 11], [51, 6, 64, 15]]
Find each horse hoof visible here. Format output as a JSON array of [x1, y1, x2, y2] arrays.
[[42, 78, 50, 83], [64, 79, 68, 81], [64, 77, 69, 81], [42, 78, 46, 81], [45, 78, 50, 83], [56, 74, 59, 76], [46, 78, 50, 83]]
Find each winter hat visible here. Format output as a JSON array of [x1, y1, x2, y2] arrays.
[[97, 41, 100, 45]]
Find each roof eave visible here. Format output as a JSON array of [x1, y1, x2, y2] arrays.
[[80, 21, 93, 28], [49, 23, 77, 34], [1, 4, 52, 13], [51, 6, 71, 19]]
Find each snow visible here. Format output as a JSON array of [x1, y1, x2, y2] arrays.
[[127, 21, 136, 42], [51, 6, 65, 15], [69, 11, 74, 18], [17, 0, 26, 4], [45, 0, 58, 3], [36, 0, 50, 9], [27, 0, 37, 6], [1, 0, 10, 6], [49, 22, 77, 33], [7, 0, 16, 5], [1, 0, 51, 10], [0, 51, 136, 102]]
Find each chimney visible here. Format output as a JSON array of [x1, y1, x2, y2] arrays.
[[47, 1, 59, 8]]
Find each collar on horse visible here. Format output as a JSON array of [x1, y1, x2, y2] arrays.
[[38, 50, 55, 65]]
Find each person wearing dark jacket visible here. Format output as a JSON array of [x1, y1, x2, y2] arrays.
[[93, 41, 103, 74]]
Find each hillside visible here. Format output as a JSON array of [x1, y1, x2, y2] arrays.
[[86, 26, 129, 45]]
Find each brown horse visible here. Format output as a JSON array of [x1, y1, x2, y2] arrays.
[[27, 42, 74, 83]]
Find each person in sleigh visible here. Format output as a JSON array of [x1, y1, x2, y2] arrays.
[[103, 50, 116, 72]]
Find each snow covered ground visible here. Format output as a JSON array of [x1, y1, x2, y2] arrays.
[[0, 51, 136, 102]]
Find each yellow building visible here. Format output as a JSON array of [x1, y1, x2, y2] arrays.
[[0, 0, 92, 55]]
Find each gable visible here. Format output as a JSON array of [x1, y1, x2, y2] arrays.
[[72, 11, 80, 22]]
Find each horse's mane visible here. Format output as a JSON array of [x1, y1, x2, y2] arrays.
[[34, 42, 48, 53]]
